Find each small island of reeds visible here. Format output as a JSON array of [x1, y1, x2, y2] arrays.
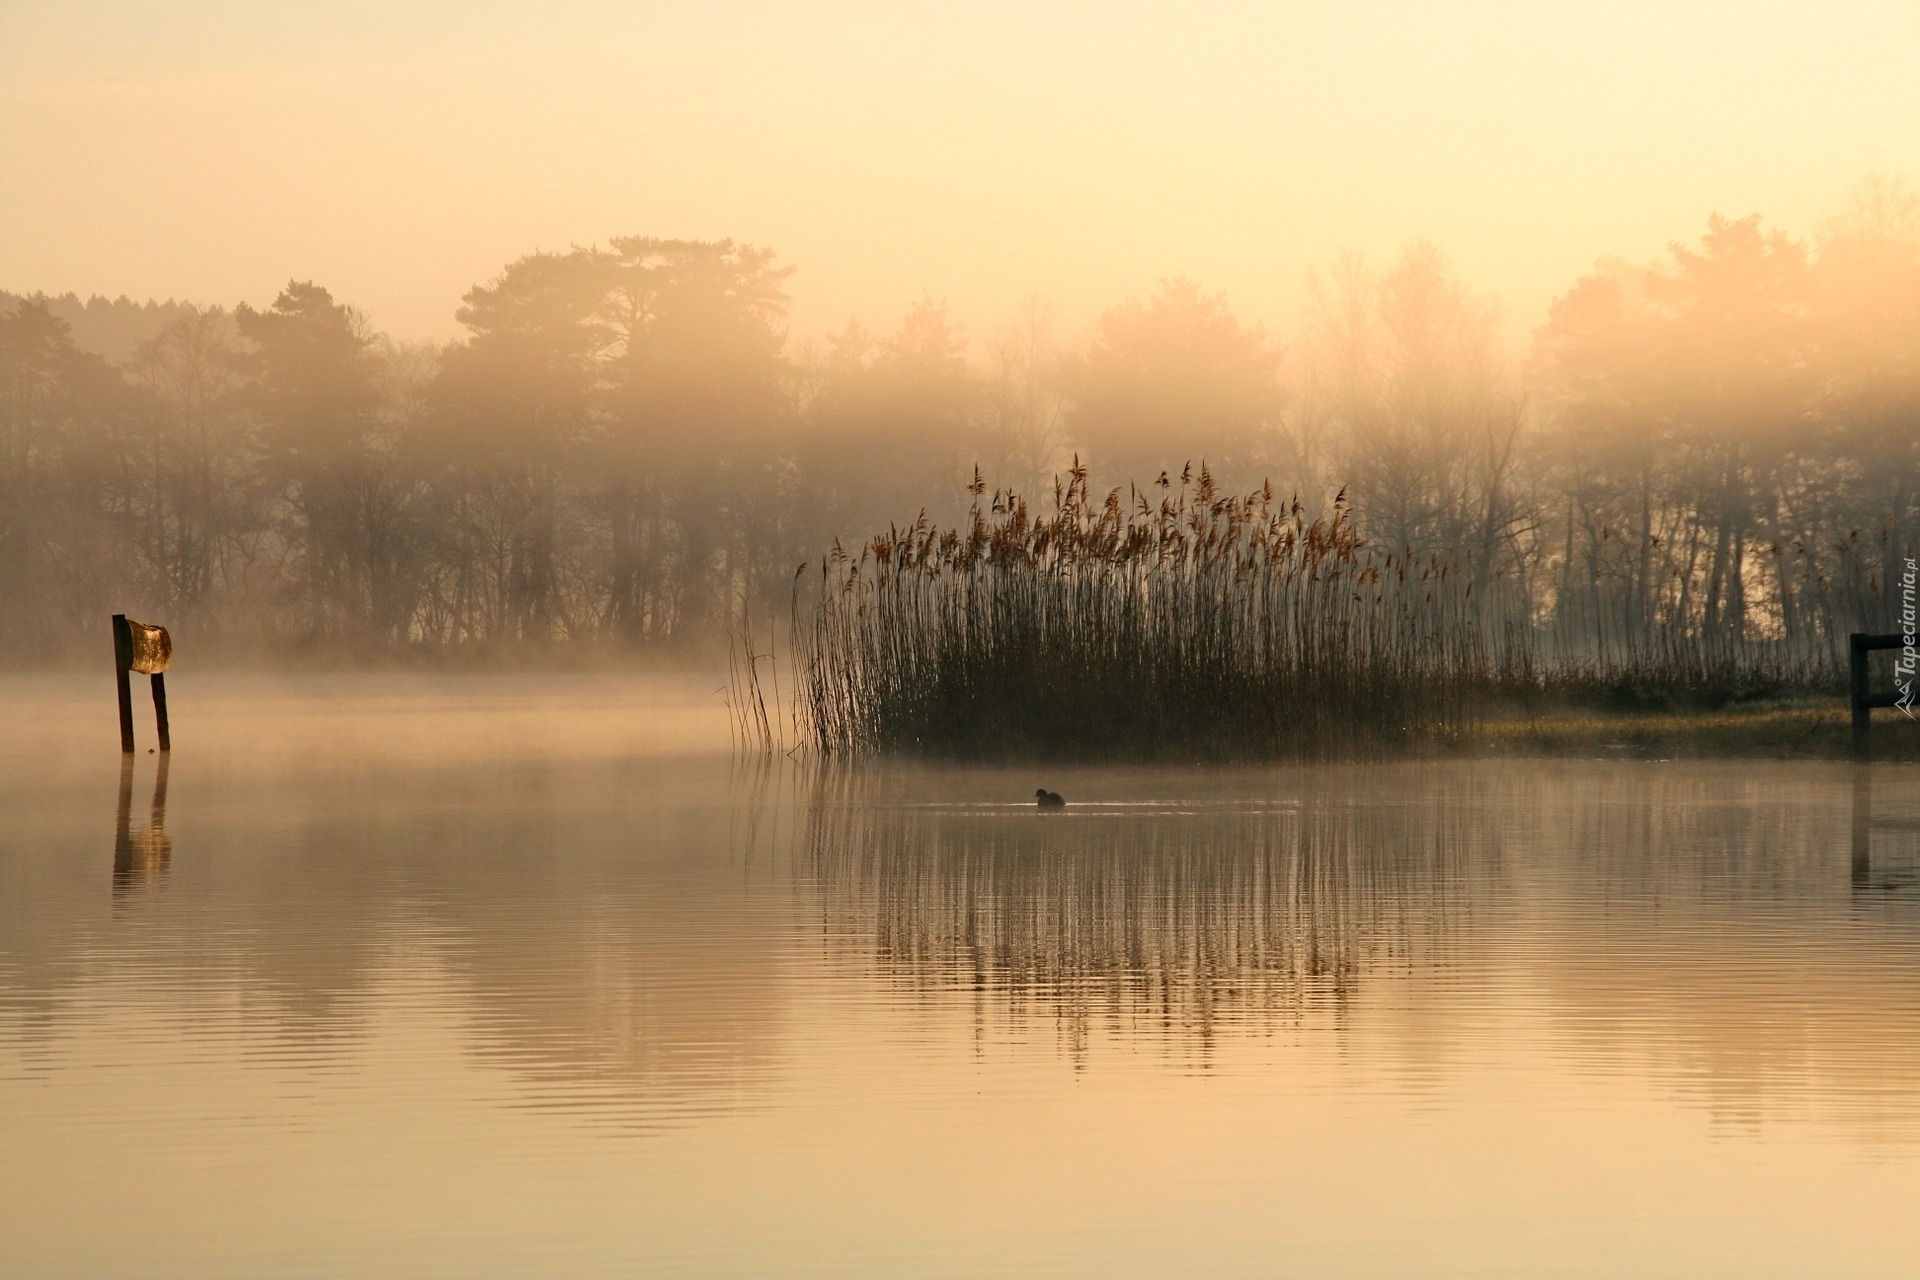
[[783, 463, 1864, 762]]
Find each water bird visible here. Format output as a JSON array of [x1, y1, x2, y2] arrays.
[[1035, 789, 1065, 809]]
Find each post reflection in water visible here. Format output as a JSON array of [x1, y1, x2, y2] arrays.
[[799, 766, 1491, 1059], [1852, 766, 1920, 897], [111, 755, 170, 899]]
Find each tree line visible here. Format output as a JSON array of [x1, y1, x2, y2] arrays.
[[3, 180, 1915, 675]]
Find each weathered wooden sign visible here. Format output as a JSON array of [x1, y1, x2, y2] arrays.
[[113, 614, 171, 753], [126, 619, 171, 674]]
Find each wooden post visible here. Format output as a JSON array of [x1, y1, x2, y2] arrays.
[[112, 614, 135, 754], [151, 673, 171, 752], [1849, 633, 1912, 761]]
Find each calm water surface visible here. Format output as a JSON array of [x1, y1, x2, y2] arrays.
[[3, 674, 1920, 1278]]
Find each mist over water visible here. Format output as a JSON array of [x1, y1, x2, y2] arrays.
[[4, 676, 1919, 1277]]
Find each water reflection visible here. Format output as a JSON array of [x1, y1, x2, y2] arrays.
[[7, 733, 1920, 1162], [801, 766, 1494, 1059], [1852, 766, 1920, 897], [423, 789, 790, 1130], [1481, 764, 1920, 1141], [5, 757, 789, 1132], [111, 756, 170, 898], [5, 692, 1920, 1280], [797, 763, 1920, 1137]]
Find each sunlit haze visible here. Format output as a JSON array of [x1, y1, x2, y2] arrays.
[[5, 0, 1917, 345], [5, 10, 1920, 1273]]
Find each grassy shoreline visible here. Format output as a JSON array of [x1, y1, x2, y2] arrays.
[[1475, 701, 1919, 761]]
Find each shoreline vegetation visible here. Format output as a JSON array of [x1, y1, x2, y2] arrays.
[[1475, 703, 1917, 762], [781, 463, 1909, 763]]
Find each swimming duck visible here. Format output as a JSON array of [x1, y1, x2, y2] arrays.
[[1035, 789, 1065, 809]]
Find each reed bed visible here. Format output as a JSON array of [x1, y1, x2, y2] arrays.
[[792, 463, 1535, 759], [781, 461, 1869, 760]]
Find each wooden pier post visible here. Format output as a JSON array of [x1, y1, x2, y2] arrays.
[[113, 614, 174, 753], [112, 614, 136, 754], [151, 673, 171, 752], [1849, 633, 1907, 763]]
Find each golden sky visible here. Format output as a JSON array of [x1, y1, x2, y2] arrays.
[[3, 0, 1917, 347]]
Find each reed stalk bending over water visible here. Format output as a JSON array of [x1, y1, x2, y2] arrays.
[[794, 461, 1535, 759]]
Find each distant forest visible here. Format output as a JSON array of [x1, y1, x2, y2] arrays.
[[2, 179, 1915, 670]]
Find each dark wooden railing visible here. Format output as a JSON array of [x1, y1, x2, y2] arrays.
[[1850, 632, 1913, 761]]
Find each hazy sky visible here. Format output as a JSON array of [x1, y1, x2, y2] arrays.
[[3, 0, 1917, 349]]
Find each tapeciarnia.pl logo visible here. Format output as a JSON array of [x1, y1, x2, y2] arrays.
[[1898, 556, 1917, 719]]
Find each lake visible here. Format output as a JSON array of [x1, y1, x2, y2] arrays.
[[3, 674, 1919, 1278]]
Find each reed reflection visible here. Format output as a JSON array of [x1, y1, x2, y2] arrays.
[[801, 768, 1491, 1056], [111, 756, 170, 899]]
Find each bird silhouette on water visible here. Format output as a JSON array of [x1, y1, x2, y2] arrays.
[[1035, 789, 1065, 809]]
